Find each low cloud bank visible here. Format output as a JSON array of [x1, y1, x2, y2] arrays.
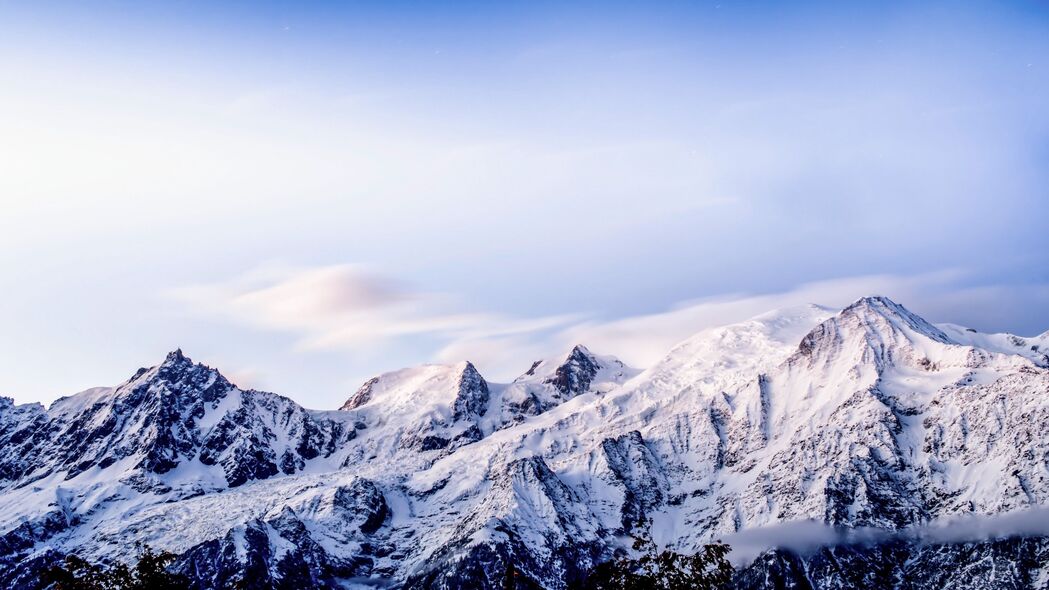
[[721, 508, 1049, 566]]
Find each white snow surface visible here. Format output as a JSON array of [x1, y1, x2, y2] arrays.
[[1, 296, 1048, 584]]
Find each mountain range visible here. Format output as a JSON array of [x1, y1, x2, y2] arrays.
[[1, 296, 1048, 589]]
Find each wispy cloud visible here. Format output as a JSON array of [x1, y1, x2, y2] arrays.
[[554, 272, 962, 367], [170, 263, 580, 356], [172, 263, 1049, 383], [560, 272, 1049, 368]]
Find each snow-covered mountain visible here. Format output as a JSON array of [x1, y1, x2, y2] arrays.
[[1, 296, 1047, 589]]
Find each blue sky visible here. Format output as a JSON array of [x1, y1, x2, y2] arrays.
[[2, 1, 1047, 408]]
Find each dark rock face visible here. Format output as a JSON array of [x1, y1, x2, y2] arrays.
[[173, 488, 391, 590], [333, 478, 390, 534], [902, 537, 1049, 589], [0, 398, 46, 482], [599, 431, 667, 532], [545, 346, 602, 398], [499, 346, 632, 429], [453, 362, 490, 422], [2, 297, 1048, 590], [734, 536, 1049, 590], [0, 350, 238, 489], [175, 517, 343, 590], [503, 389, 546, 420], [197, 389, 351, 487], [822, 463, 925, 528], [0, 549, 63, 590], [0, 510, 71, 590], [341, 377, 380, 411], [735, 543, 908, 590], [0, 351, 354, 492], [403, 529, 586, 590], [522, 360, 544, 378], [400, 455, 610, 590]]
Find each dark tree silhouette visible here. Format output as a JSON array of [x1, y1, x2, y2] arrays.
[[40, 544, 190, 590], [500, 558, 545, 590], [579, 518, 734, 590], [503, 561, 518, 590]]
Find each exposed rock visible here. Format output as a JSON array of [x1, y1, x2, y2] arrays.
[[1, 297, 1047, 589]]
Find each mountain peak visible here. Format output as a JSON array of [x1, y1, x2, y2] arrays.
[[460, 360, 483, 378], [512, 344, 635, 398], [453, 361, 489, 421], [842, 295, 919, 321], [338, 362, 490, 417], [794, 295, 955, 372], [565, 344, 594, 361], [843, 295, 915, 319], [847, 294, 897, 308], [841, 295, 952, 344], [124, 349, 200, 384], [4, 297, 1049, 590], [341, 376, 380, 411], [544, 345, 603, 397], [163, 348, 189, 366]]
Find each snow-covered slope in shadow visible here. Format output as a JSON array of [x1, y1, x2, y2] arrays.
[[1, 296, 1047, 589]]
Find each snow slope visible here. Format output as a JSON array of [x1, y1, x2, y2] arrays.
[[0, 296, 1047, 589]]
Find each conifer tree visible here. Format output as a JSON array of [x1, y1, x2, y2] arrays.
[[579, 517, 734, 590]]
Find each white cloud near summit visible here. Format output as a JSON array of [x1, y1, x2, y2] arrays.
[[170, 263, 580, 355], [173, 264, 1049, 381]]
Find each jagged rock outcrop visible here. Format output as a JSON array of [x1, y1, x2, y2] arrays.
[[595, 431, 668, 532], [544, 345, 602, 397], [489, 345, 637, 426], [2, 296, 1048, 589], [0, 350, 354, 494]]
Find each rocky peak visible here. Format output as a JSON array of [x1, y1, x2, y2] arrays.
[[565, 344, 597, 364], [521, 359, 544, 378], [841, 296, 953, 344], [544, 345, 602, 397], [164, 348, 187, 364], [3, 296, 1049, 590], [338, 362, 492, 435], [794, 295, 954, 371], [144, 350, 233, 406], [340, 377, 379, 411], [453, 361, 490, 421]]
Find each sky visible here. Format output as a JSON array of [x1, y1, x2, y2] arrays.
[[1, 1, 1047, 408]]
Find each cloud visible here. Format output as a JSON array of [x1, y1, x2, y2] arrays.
[[720, 507, 1049, 567], [221, 367, 264, 391], [532, 271, 1049, 370], [173, 264, 1049, 382], [170, 263, 580, 355], [555, 272, 966, 368], [440, 274, 931, 376]]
